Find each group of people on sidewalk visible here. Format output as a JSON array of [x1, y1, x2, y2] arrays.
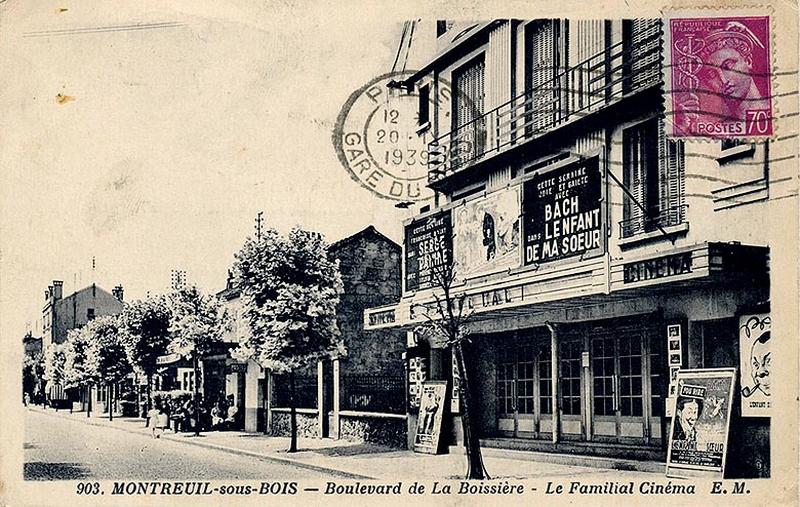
[[146, 395, 239, 438]]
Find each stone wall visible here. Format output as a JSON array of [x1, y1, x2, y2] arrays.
[[339, 414, 407, 448], [270, 410, 319, 438]]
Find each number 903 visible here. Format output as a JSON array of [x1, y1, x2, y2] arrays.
[[76, 482, 101, 495]]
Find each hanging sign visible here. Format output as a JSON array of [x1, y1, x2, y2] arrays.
[[523, 157, 603, 265], [666, 368, 736, 479], [413, 381, 447, 454], [738, 313, 771, 417], [450, 349, 461, 413], [665, 324, 683, 417]]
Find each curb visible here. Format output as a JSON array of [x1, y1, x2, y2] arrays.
[[27, 407, 374, 480]]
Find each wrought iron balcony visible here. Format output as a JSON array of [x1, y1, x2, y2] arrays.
[[427, 28, 662, 183], [619, 205, 687, 239]]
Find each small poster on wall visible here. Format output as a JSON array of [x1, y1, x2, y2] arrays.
[[665, 324, 683, 417], [738, 313, 772, 417], [408, 357, 428, 409], [450, 349, 461, 413], [666, 368, 736, 479], [413, 381, 447, 455]]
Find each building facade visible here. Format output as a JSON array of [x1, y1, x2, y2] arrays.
[[227, 226, 407, 445], [41, 280, 125, 408], [364, 20, 795, 477]]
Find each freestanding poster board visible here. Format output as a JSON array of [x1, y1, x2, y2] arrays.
[[738, 313, 772, 417], [666, 368, 736, 479], [413, 381, 447, 455]]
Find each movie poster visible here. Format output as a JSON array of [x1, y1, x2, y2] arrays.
[[453, 188, 520, 279], [666, 368, 736, 478], [413, 381, 447, 455], [522, 158, 603, 265], [739, 313, 772, 417], [404, 211, 453, 292]]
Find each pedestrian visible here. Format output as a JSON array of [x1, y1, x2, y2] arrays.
[[24, 392, 30, 407], [148, 403, 167, 439], [225, 395, 238, 430]]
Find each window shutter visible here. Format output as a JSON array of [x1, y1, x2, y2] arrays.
[[629, 19, 661, 90], [657, 118, 685, 225], [529, 20, 557, 131], [453, 58, 486, 166]]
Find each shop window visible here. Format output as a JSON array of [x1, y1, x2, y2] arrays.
[[592, 337, 615, 416], [516, 346, 536, 414], [561, 340, 582, 415], [621, 118, 686, 239], [650, 332, 665, 417], [618, 334, 643, 417], [538, 344, 552, 415], [497, 348, 515, 415]]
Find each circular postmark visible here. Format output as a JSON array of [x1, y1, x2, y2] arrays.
[[333, 71, 458, 202]]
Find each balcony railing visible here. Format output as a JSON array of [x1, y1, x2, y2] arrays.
[[619, 204, 687, 239], [428, 28, 662, 183]]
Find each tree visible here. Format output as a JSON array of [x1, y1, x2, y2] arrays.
[[168, 285, 230, 436], [43, 342, 66, 408], [22, 351, 45, 405], [414, 260, 489, 480], [85, 315, 132, 421], [233, 227, 344, 452], [62, 327, 99, 416], [122, 296, 172, 417]]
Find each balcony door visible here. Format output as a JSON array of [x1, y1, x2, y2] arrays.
[[525, 20, 565, 134], [451, 57, 486, 169]]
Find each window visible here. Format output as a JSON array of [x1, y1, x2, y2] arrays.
[[451, 57, 486, 169], [621, 118, 685, 238], [561, 340, 582, 415], [592, 337, 615, 416], [417, 84, 430, 126], [622, 19, 661, 93], [718, 139, 755, 162], [525, 20, 564, 133], [436, 20, 453, 38], [179, 368, 195, 392], [516, 346, 536, 414], [497, 348, 515, 415], [86, 308, 95, 321], [538, 342, 552, 414]]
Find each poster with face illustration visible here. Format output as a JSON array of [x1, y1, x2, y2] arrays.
[[739, 313, 772, 417], [666, 368, 735, 479], [453, 187, 520, 280]]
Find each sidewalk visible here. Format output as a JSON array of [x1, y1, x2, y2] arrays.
[[27, 406, 663, 481]]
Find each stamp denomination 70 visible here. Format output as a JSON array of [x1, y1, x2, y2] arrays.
[[667, 15, 773, 139]]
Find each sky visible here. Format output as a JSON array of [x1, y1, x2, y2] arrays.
[[0, 1, 431, 341]]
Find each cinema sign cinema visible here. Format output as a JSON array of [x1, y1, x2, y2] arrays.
[[366, 154, 769, 469]]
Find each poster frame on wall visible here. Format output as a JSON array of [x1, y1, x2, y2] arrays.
[[413, 381, 448, 455], [452, 186, 521, 281], [666, 368, 736, 479], [738, 313, 772, 417], [404, 210, 453, 292], [521, 155, 605, 267]]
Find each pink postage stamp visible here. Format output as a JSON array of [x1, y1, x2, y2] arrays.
[[668, 16, 772, 138]]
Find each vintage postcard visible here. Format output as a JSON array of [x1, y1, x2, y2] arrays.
[[1, 1, 798, 506]]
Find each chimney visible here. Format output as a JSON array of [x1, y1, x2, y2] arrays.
[[112, 285, 124, 302], [52, 280, 63, 301]]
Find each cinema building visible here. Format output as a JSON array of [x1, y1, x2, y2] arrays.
[[364, 20, 796, 478]]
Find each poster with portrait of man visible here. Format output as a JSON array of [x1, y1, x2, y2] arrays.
[[413, 381, 447, 455], [666, 368, 736, 479], [453, 188, 520, 280], [739, 313, 772, 417]]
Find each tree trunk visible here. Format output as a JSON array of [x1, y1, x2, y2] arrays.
[[87, 383, 92, 418], [454, 342, 489, 480], [288, 370, 297, 453], [263, 373, 269, 435], [108, 382, 114, 421], [193, 352, 201, 437]]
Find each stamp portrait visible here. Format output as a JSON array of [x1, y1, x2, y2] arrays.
[[668, 15, 773, 138]]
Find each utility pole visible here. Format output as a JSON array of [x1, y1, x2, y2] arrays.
[[255, 211, 264, 241]]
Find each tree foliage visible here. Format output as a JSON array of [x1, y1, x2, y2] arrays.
[[43, 342, 66, 386], [62, 327, 99, 388], [85, 315, 131, 383], [232, 227, 345, 372], [167, 285, 230, 359], [121, 296, 172, 377]]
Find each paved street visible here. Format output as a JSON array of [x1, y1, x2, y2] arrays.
[[24, 409, 332, 480]]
